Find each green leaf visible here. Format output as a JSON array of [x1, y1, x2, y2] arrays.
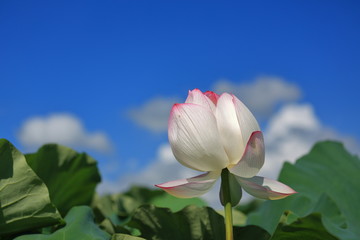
[[247, 141, 360, 240], [0, 139, 62, 235], [124, 186, 206, 212], [118, 186, 164, 216], [93, 186, 206, 220], [271, 213, 338, 240], [111, 234, 145, 240], [127, 205, 270, 240], [150, 192, 206, 212], [235, 199, 263, 215], [92, 186, 208, 237], [234, 225, 271, 240], [26, 144, 101, 216], [14, 206, 110, 240]]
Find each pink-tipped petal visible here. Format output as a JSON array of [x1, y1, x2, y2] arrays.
[[228, 131, 265, 178], [235, 176, 297, 200], [168, 103, 229, 172], [215, 93, 244, 164], [232, 95, 260, 159], [155, 171, 221, 198], [185, 89, 216, 112], [204, 91, 220, 105]]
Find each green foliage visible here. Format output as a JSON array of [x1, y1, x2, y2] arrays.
[[247, 141, 360, 240], [0, 139, 62, 236], [271, 213, 338, 240], [92, 186, 206, 226], [1, 139, 358, 239], [14, 206, 110, 240], [111, 234, 145, 240], [26, 144, 101, 216], [127, 205, 270, 240], [125, 185, 206, 212], [92, 186, 208, 238], [235, 199, 263, 215]]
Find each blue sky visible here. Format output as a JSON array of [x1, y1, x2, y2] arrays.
[[1, 1, 359, 194]]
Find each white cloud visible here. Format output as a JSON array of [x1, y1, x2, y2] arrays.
[[98, 143, 200, 194], [261, 104, 360, 180], [127, 76, 301, 133], [213, 76, 301, 119], [127, 97, 182, 133], [18, 113, 113, 153], [260, 104, 325, 180]]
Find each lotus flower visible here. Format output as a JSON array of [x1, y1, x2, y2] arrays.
[[156, 89, 296, 203]]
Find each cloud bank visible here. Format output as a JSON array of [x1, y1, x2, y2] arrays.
[[127, 97, 181, 133], [18, 113, 113, 153], [213, 76, 301, 120], [127, 76, 301, 133], [98, 143, 200, 194]]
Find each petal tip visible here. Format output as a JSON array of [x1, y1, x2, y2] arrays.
[[171, 103, 189, 112], [188, 88, 202, 95], [204, 91, 220, 104], [269, 190, 297, 200], [267, 185, 298, 200], [155, 183, 173, 190], [236, 176, 297, 200]]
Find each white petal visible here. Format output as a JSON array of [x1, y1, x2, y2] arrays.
[[228, 131, 265, 178], [168, 103, 229, 171], [235, 176, 297, 200], [185, 89, 216, 112], [215, 93, 244, 164], [233, 95, 260, 159], [155, 171, 221, 198]]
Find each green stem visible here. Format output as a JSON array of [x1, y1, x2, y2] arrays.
[[221, 168, 233, 240]]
